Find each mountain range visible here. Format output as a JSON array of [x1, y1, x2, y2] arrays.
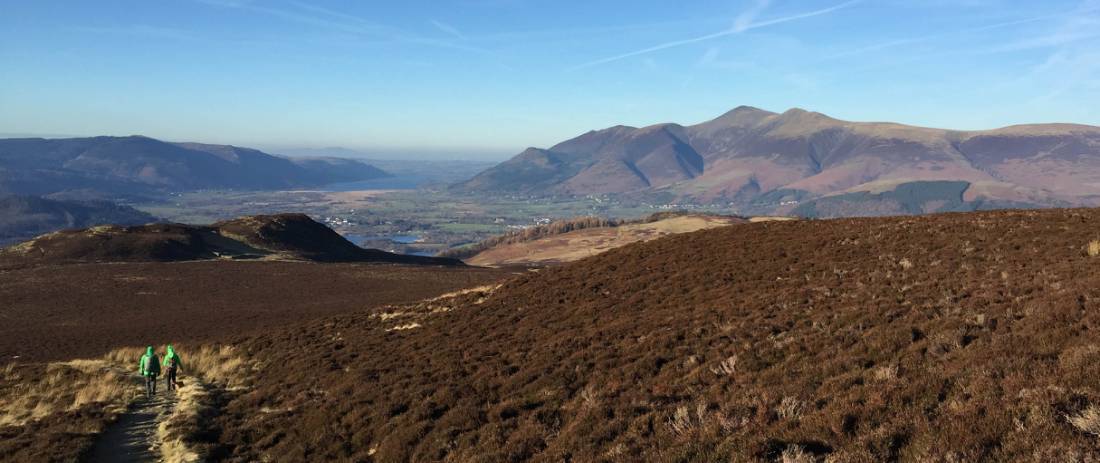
[[457, 107, 1100, 216], [0, 136, 390, 196]]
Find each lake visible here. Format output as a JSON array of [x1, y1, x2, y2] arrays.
[[342, 233, 419, 245], [322, 175, 433, 191]]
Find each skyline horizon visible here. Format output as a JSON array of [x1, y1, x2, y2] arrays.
[[3, 1, 1098, 160], [5, 102, 1100, 161]]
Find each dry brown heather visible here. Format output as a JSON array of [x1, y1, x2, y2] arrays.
[[213, 208, 1100, 462], [0, 261, 511, 364]]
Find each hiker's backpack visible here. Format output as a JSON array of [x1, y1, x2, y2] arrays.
[[145, 355, 161, 374]]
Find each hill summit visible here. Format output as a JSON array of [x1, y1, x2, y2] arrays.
[[0, 213, 461, 266]]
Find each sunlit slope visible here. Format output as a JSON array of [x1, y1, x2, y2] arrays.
[[465, 214, 745, 267]]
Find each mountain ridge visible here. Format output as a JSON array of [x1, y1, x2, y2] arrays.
[[457, 107, 1100, 215], [0, 135, 391, 196]]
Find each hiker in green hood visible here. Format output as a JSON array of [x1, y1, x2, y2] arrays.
[[162, 344, 183, 392], [138, 346, 161, 397]]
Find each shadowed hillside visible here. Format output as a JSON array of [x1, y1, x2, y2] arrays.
[[0, 213, 461, 266], [214, 208, 1100, 461], [0, 136, 389, 196], [0, 195, 157, 245]]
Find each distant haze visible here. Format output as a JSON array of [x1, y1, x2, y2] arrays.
[[0, 134, 514, 162], [267, 146, 517, 162]]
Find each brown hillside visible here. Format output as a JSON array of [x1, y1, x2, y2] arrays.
[[211, 207, 1100, 461], [0, 261, 510, 364]]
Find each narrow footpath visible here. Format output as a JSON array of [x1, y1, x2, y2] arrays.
[[86, 389, 175, 463]]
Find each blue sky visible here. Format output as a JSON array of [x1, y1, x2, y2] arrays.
[[1, 0, 1099, 159]]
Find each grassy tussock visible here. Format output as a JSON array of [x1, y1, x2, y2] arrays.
[[1088, 240, 1100, 257], [102, 346, 146, 366], [781, 445, 815, 463], [428, 284, 501, 303], [182, 344, 247, 389], [709, 355, 738, 376], [1067, 406, 1100, 437], [0, 359, 143, 428]]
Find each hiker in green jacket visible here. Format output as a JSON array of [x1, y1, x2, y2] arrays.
[[162, 345, 183, 392], [139, 346, 161, 397]]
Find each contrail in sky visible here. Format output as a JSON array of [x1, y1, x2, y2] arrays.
[[570, 0, 862, 71]]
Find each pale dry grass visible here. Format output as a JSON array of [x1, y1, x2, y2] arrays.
[[182, 344, 248, 388], [158, 380, 214, 463], [871, 364, 899, 381], [578, 384, 600, 409], [370, 284, 505, 331], [709, 355, 738, 376], [427, 284, 501, 303], [667, 405, 696, 436], [781, 445, 816, 463], [386, 322, 423, 332], [1067, 405, 1100, 437], [748, 216, 797, 223], [0, 358, 143, 428], [667, 402, 711, 437], [776, 396, 806, 421], [103, 346, 146, 367], [467, 216, 739, 267], [149, 344, 248, 462], [104, 344, 247, 387], [1087, 240, 1100, 257], [159, 437, 201, 463], [372, 311, 411, 321]]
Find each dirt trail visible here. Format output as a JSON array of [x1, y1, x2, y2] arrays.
[[86, 389, 175, 463]]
